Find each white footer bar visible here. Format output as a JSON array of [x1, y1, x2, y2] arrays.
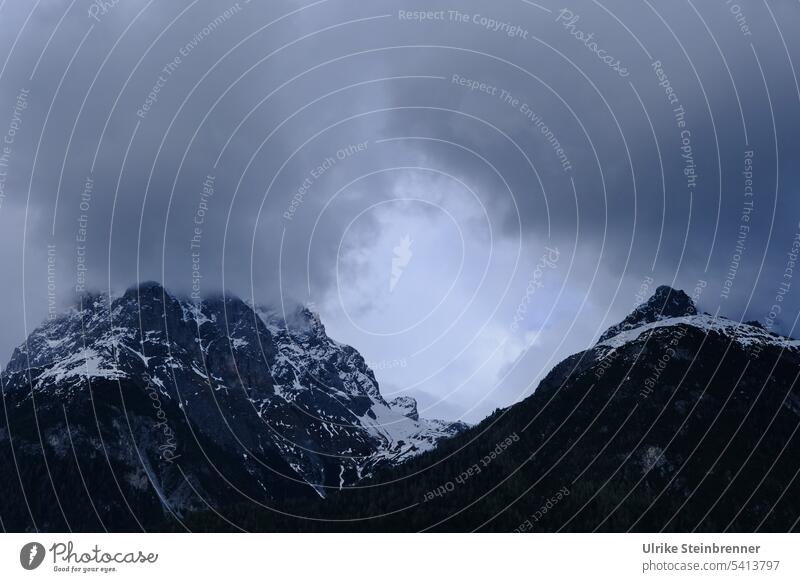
[[1, 533, 797, 581]]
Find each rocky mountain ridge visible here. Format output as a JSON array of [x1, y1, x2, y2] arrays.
[[0, 282, 465, 531]]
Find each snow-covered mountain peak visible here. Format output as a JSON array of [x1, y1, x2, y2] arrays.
[[598, 285, 698, 343], [596, 285, 798, 355], [1, 282, 466, 508], [597, 312, 800, 353], [389, 396, 420, 421]]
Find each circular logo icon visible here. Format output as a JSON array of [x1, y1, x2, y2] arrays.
[[19, 542, 46, 570]]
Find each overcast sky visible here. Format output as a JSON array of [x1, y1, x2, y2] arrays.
[[0, 0, 798, 422]]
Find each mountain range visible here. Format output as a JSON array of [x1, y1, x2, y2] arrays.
[[2, 284, 799, 532]]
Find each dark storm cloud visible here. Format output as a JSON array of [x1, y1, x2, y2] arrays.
[[1, 0, 799, 420]]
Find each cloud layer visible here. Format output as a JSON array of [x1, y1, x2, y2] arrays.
[[1, 0, 799, 421]]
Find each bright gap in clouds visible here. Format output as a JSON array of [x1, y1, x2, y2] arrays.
[[313, 170, 564, 423]]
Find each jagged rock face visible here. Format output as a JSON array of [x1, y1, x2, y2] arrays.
[[389, 396, 419, 421], [598, 285, 697, 343], [0, 283, 465, 531]]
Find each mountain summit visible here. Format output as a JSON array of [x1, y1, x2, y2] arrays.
[[0, 282, 465, 531], [598, 285, 697, 343]]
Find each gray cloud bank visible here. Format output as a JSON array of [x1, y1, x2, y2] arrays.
[[0, 0, 798, 421]]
